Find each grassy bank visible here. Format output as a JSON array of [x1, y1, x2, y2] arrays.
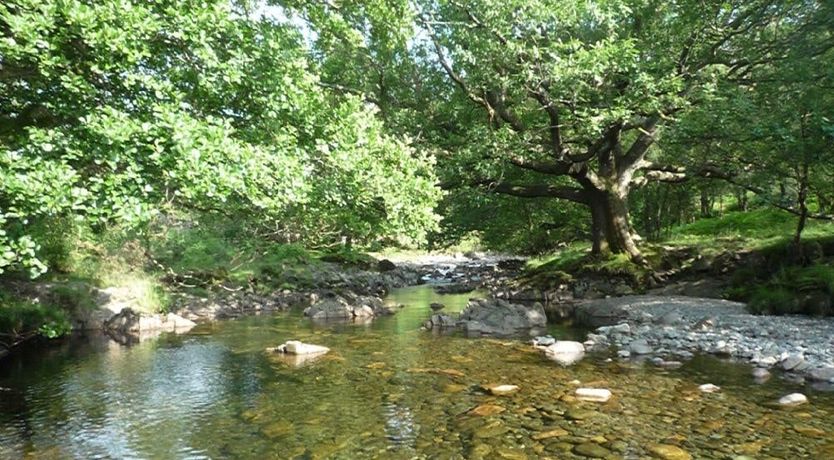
[[0, 215, 381, 346], [524, 209, 834, 315]]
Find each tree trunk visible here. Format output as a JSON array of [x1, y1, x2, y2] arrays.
[[700, 189, 711, 217], [736, 190, 749, 211], [793, 173, 809, 264], [589, 193, 609, 255], [588, 190, 644, 264]]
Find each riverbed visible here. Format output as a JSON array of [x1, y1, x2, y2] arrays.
[[1, 285, 833, 459]]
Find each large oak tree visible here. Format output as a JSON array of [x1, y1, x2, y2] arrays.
[[284, 0, 831, 263]]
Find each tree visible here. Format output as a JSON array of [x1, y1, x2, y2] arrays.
[[283, 0, 829, 264], [0, 0, 440, 276]]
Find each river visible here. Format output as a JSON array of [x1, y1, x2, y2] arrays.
[[1, 285, 832, 458]]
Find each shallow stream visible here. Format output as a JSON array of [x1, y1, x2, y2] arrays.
[[1, 285, 833, 459]]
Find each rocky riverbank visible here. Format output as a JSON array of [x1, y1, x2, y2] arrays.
[[576, 295, 834, 386]]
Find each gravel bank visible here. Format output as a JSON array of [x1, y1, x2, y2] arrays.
[[577, 295, 834, 384]]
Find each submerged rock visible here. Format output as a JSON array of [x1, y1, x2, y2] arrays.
[[573, 442, 612, 458], [434, 283, 475, 295], [647, 443, 692, 460], [468, 404, 505, 416], [541, 341, 585, 366], [752, 367, 771, 381], [809, 367, 834, 382], [430, 302, 445, 311]]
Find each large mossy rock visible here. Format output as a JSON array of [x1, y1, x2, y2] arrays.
[[424, 298, 546, 336], [303, 293, 392, 320]]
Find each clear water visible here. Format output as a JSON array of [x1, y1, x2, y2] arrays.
[[1, 285, 833, 459]]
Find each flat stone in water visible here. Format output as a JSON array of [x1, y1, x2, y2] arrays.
[[495, 447, 528, 460], [647, 443, 692, 460], [532, 428, 569, 440], [443, 383, 467, 393], [484, 384, 520, 396], [474, 422, 510, 438], [793, 424, 826, 437], [469, 404, 506, 416], [566, 408, 597, 420], [573, 442, 612, 458]]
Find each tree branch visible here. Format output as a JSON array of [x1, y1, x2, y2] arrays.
[[416, 11, 494, 118], [478, 181, 588, 204]]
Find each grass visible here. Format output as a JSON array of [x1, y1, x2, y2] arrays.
[[522, 208, 834, 305], [665, 208, 834, 255]]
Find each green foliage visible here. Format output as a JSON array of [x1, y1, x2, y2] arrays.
[[432, 189, 587, 254], [742, 264, 834, 316], [747, 286, 802, 316], [1, 0, 440, 278], [0, 292, 72, 340], [319, 247, 378, 269]]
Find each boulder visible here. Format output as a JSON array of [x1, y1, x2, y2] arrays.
[[303, 294, 391, 321], [303, 297, 352, 320], [458, 299, 546, 335], [542, 341, 586, 366], [377, 259, 397, 272], [104, 308, 196, 334]]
